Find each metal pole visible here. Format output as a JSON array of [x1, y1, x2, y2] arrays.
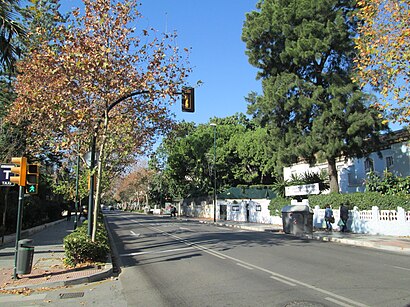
[[213, 125, 217, 222], [13, 185, 24, 279], [74, 146, 80, 230]]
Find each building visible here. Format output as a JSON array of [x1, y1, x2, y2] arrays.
[[283, 129, 410, 193]]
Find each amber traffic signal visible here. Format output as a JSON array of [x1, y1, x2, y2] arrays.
[[26, 164, 39, 194], [181, 87, 195, 112], [10, 157, 27, 186]]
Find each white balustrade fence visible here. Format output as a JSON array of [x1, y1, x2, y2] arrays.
[[180, 197, 410, 237], [312, 205, 410, 236]]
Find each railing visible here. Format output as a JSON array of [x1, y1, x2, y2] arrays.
[[313, 206, 410, 236]]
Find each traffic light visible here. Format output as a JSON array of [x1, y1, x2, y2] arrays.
[[26, 164, 39, 194], [181, 87, 195, 112], [88, 175, 97, 191], [10, 157, 27, 186]]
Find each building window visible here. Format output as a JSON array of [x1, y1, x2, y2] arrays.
[[364, 158, 374, 173], [348, 166, 360, 186], [256, 205, 261, 211], [386, 156, 394, 169], [232, 206, 239, 212]]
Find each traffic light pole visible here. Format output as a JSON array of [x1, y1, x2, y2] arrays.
[[13, 185, 24, 279]]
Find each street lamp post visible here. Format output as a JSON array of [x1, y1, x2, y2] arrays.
[[210, 123, 217, 222]]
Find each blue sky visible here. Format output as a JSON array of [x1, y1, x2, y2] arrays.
[[60, 0, 261, 125], [58, 1, 403, 131]]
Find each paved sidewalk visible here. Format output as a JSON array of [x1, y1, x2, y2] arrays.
[[0, 219, 112, 291], [1, 215, 409, 292]]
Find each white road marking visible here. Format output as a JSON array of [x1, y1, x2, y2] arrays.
[[270, 275, 296, 287], [130, 231, 140, 237], [392, 266, 410, 271], [326, 296, 354, 307], [120, 246, 195, 257], [236, 262, 253, 270], [179, 227, 192, 231]]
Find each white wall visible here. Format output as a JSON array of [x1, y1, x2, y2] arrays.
[[224, 199, 282, 225], [283, 140, 410, 194]]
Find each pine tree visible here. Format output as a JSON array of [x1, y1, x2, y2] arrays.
[[242, 0, 386, 193]]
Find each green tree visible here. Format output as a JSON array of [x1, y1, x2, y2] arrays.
[[242, 0, 386, 193], [152, 114, 276, 200], [6, 0, 191, 241], [0, 0, 26, 71]]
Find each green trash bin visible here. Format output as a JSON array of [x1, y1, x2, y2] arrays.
[[17, 239, 34, 275]]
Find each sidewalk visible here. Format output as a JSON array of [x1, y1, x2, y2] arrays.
[[0, 219, 112, 291], [1, 216, 409, 292]]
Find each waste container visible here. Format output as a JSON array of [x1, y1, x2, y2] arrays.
[[17, 239, 34, 275], [281, 205, 313, 235]]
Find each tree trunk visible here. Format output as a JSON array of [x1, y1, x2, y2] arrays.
[[327, 157, 340, 193], [92, 111, 109, 242]]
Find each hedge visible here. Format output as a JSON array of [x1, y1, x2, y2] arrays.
[[63, 220, 110, 267], [269, 192, 410, 216]]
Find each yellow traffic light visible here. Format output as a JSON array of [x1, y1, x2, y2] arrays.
[[182, 87, 195, 112], [88, 175, 97, 191], [26, 164, 39, 194], [10, 157, 27, 186]]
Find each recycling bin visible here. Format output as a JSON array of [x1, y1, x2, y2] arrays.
[[17, 239, 34, 275], [281, 205, 313, 235]]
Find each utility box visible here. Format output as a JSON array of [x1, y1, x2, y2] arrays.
[[281, 205, 313, 235], [16, 239, 34, 275]]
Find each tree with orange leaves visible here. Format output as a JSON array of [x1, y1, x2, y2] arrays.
[[6, 0, 191, 241], [354, 0, 409, 124]]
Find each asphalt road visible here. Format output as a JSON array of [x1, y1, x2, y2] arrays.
[[1, 211, 408, 307], [109, 212, 410, 307]]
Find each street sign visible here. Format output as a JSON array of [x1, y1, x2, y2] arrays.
[[0, 164, 16, 186], [285, 183, 320, 197]]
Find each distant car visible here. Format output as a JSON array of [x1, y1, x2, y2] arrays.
[[108, 205, 114, 211]]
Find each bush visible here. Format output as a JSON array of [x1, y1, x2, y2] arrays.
[[269, 197, 293, 215], [63, 220, 110, 267], [366, 171, 410, 196], [269, 192, 410, 216], [308, 192, 410, 211]]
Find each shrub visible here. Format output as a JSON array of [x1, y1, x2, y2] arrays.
[[63, 220, 110, 267], [308, 192, 410, 211], [269, 197, 293, 215], [269, 192, 410, 216], [366, 171, 410, 196]]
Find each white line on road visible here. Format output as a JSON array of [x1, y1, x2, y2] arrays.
[[130, 231, 140, 237], [270, 275, 296, 287], [236, 262, 253, 270], [120, 246, 195, 257], [392, 266, 410, 271], [179, 227, 192, 231], [325, 296, 354, 307]]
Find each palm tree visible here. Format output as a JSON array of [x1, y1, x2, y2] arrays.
[[0, 0, 26, 71]]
